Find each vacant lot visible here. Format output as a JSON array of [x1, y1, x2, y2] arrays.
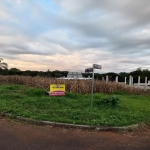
[[0, 84, 150, 127]]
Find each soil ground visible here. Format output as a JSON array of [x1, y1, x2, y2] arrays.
[[0, 117, 150, 150]]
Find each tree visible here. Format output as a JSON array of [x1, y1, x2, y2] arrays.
[[8, 68, 22, 75], [0, 58, 8, 69]]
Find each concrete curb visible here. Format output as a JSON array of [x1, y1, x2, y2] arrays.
[[0, 112, 147, 131]]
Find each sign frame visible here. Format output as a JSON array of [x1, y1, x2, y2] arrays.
[[50, 84, 66, 96]]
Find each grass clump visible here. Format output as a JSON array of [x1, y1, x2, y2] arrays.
[[97, 95, 120, 107]]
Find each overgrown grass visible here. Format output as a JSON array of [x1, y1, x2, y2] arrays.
[[0, 84, 150, 127]]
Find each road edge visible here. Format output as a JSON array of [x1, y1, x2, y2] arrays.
[[0, 112, 148, 131]]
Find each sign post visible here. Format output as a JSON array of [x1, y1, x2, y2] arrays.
[[89, 64, 102, 108], [91, 67, 95, 107]]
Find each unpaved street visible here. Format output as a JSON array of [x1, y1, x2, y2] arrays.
[[0, 118, 150, 150]]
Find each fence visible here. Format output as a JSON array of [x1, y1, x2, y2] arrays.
[[104, 75, 150, 90]]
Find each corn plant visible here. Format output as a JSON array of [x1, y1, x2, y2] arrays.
[[0, 75, 149, 95]]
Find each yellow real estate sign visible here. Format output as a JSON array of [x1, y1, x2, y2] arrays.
[[50, 84, 66, 96]]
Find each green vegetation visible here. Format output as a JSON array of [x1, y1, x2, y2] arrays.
[[0, 84, 150, 127], [0, 66, 150, 82], [97, 95, 120, 107]]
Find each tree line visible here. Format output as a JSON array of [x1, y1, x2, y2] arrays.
[[0, 68, 68, 78], [0, 58, 150, 83], [0, 67, 150, 82]]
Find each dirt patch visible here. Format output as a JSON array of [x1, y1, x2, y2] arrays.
[[0, 117, 150, 150]]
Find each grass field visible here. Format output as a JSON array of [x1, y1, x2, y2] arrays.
[[0, 84, 150, 127]]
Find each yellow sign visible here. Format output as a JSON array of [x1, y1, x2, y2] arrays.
[[50, 84, 66, 96]]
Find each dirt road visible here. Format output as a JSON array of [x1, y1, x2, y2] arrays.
[[0, 118, 150, 150]]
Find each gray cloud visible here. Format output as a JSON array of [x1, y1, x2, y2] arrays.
[[0, 0, 150, 72]]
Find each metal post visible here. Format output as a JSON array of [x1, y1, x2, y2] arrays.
[[125, 77, 127, 85], [106, 75, 109, 82], [91, 68, 95, 108], [138, 76, 140, 87], [129, 75, 132, 86], [115, 76, 118, 83], [145, 77, 147, 90]]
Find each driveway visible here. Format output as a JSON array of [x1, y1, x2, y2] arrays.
[[0, 117, 150, 150]]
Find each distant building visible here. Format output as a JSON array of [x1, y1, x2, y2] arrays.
[[59, 72, 91, 79], [67, 72, 83, 78]]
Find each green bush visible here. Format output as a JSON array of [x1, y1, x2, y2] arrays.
[[97, 95, 120, 107]]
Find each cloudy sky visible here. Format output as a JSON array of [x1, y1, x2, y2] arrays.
[[0, 0, 150, 73]]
